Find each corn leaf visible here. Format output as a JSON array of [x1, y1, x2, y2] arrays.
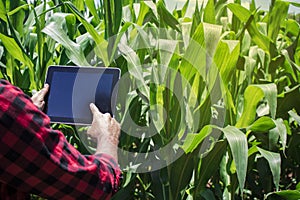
[[0, 0, 7, 22], [85, 0, 100, 24], [236, 83, 277, 128], [118, 43, 149, 98], [227, 3, 272, 54], [236, 85, 264, 128], [270, 190, 300, 200], [269, 119, 287, 152], [257, 147, 281, 191], [255, 84, 277, 119], [113, 0, 122, 35], [42, 22, 89, 66], [288, 110, 300, 125], [285, 19, 300, 37], [180, 23, 222, 85], [196, 140, 227, 192], [182, 125, 214, 153], [0, 33, 36, 90], [223, 126, 248, 193], [203, 0, 215, 24], [214, 40, 240, 86], [170, 153, 194, 200], [181, 0, 190, 17], [136, 1, 157, 26], [179, 23, 206, 84], [157, 0, 180, 32], [64, 2, 110, 66], [248, 116, 276, 133], [268, 0, 289, 42]]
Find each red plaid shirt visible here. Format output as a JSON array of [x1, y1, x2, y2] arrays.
[[0, 80, 122, 199]]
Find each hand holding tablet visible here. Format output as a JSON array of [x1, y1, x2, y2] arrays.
[[44, 66, 120, 125]]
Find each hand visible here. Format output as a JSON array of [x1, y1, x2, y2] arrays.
[[88, 103, 120, 161], [31, 84, 49, 110]]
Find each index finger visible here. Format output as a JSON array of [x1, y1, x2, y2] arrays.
[[90, 103, 101, 116]]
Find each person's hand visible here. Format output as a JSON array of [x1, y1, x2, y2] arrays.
[[31, 84, 49, 110], [88, 103, 120, 161]]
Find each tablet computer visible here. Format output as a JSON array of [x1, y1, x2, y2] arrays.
[[44, 66, 120, 125]]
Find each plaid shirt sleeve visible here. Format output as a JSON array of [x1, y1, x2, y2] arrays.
[[0, 79, 122, 200]]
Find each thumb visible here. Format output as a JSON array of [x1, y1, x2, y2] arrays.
[[40, 84, 49, 95]]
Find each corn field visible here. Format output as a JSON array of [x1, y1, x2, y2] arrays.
[[0, 0, 300, 199]]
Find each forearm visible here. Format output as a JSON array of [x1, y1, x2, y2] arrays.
[[0, 80, 122, 199], [95, 138, 118, 163]]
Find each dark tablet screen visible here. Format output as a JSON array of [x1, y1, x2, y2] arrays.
[[45, 66, 120, 124]]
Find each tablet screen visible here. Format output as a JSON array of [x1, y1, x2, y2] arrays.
[[45, 66, 120, 124]]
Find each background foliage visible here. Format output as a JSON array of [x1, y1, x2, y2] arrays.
[[0, 0, 300, 199]]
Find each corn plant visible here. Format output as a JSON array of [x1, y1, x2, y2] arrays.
[[0, 0, 300, 199]]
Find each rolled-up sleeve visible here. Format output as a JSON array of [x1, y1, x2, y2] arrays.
[[0, 79, 122, 200]]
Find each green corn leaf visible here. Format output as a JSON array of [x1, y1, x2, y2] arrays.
[[0, 33, 36, 90], [103, 0, 114, 38], [64, 2, 110, 66], [179, 23, 206, 83], [42, 22, 89, 66], [135, 1, 158, 27], [270, 190, 300, 200], [199, 189, 216, 200], [203, 23, 223, 59], [236, 84, 277, 128], [255, 84, 277, 119], [182, 125, 214, 153], [288, 110, 300, 125], [7, 4, 29, 16], [248, 116, 276, 133], [109, 21, 132, 64], [170, 153, 194, 200], [73, 0, 84, 11], [24, 3, 45, 35], [277, 85, 300, 119], [0, 0, 7, 22], [191, 0, 202, 35], [257, 147, 281, 191], [180, 23, 222, 86], [236, 85, 264, 128], [8, 1, 26, 36], [113, 0, 122, 35], [268, 0, 289, 42], [196, 140, 227, 192], [228, 3, 250, 22], [120, 91, 138, 125], [269, 118, 287, 152], [213, 40, 240, 117], [214, 40, 240, 86], [285, 19, 300, 37], [181, 0, 190, 17], [149, 84, 165, 135], [136, 1, 150, 26], [223, 126, 248, 193], [118, 43, 149, 98], [0, 33, 26, 65], [227, 3, 272, 54], [150, 168, 169, 200], [48, 13, 75, 36], [158, 38, 178, 67], [157, 0, 180, 32], [291, 2, 300, 7], [86, 0, 101, 24], [203, 0, 215, 24]]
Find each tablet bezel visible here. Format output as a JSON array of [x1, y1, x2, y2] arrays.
[[44, 65, 120, 125]]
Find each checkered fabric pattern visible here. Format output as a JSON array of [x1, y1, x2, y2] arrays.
[[0, 79, 122, 200]]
